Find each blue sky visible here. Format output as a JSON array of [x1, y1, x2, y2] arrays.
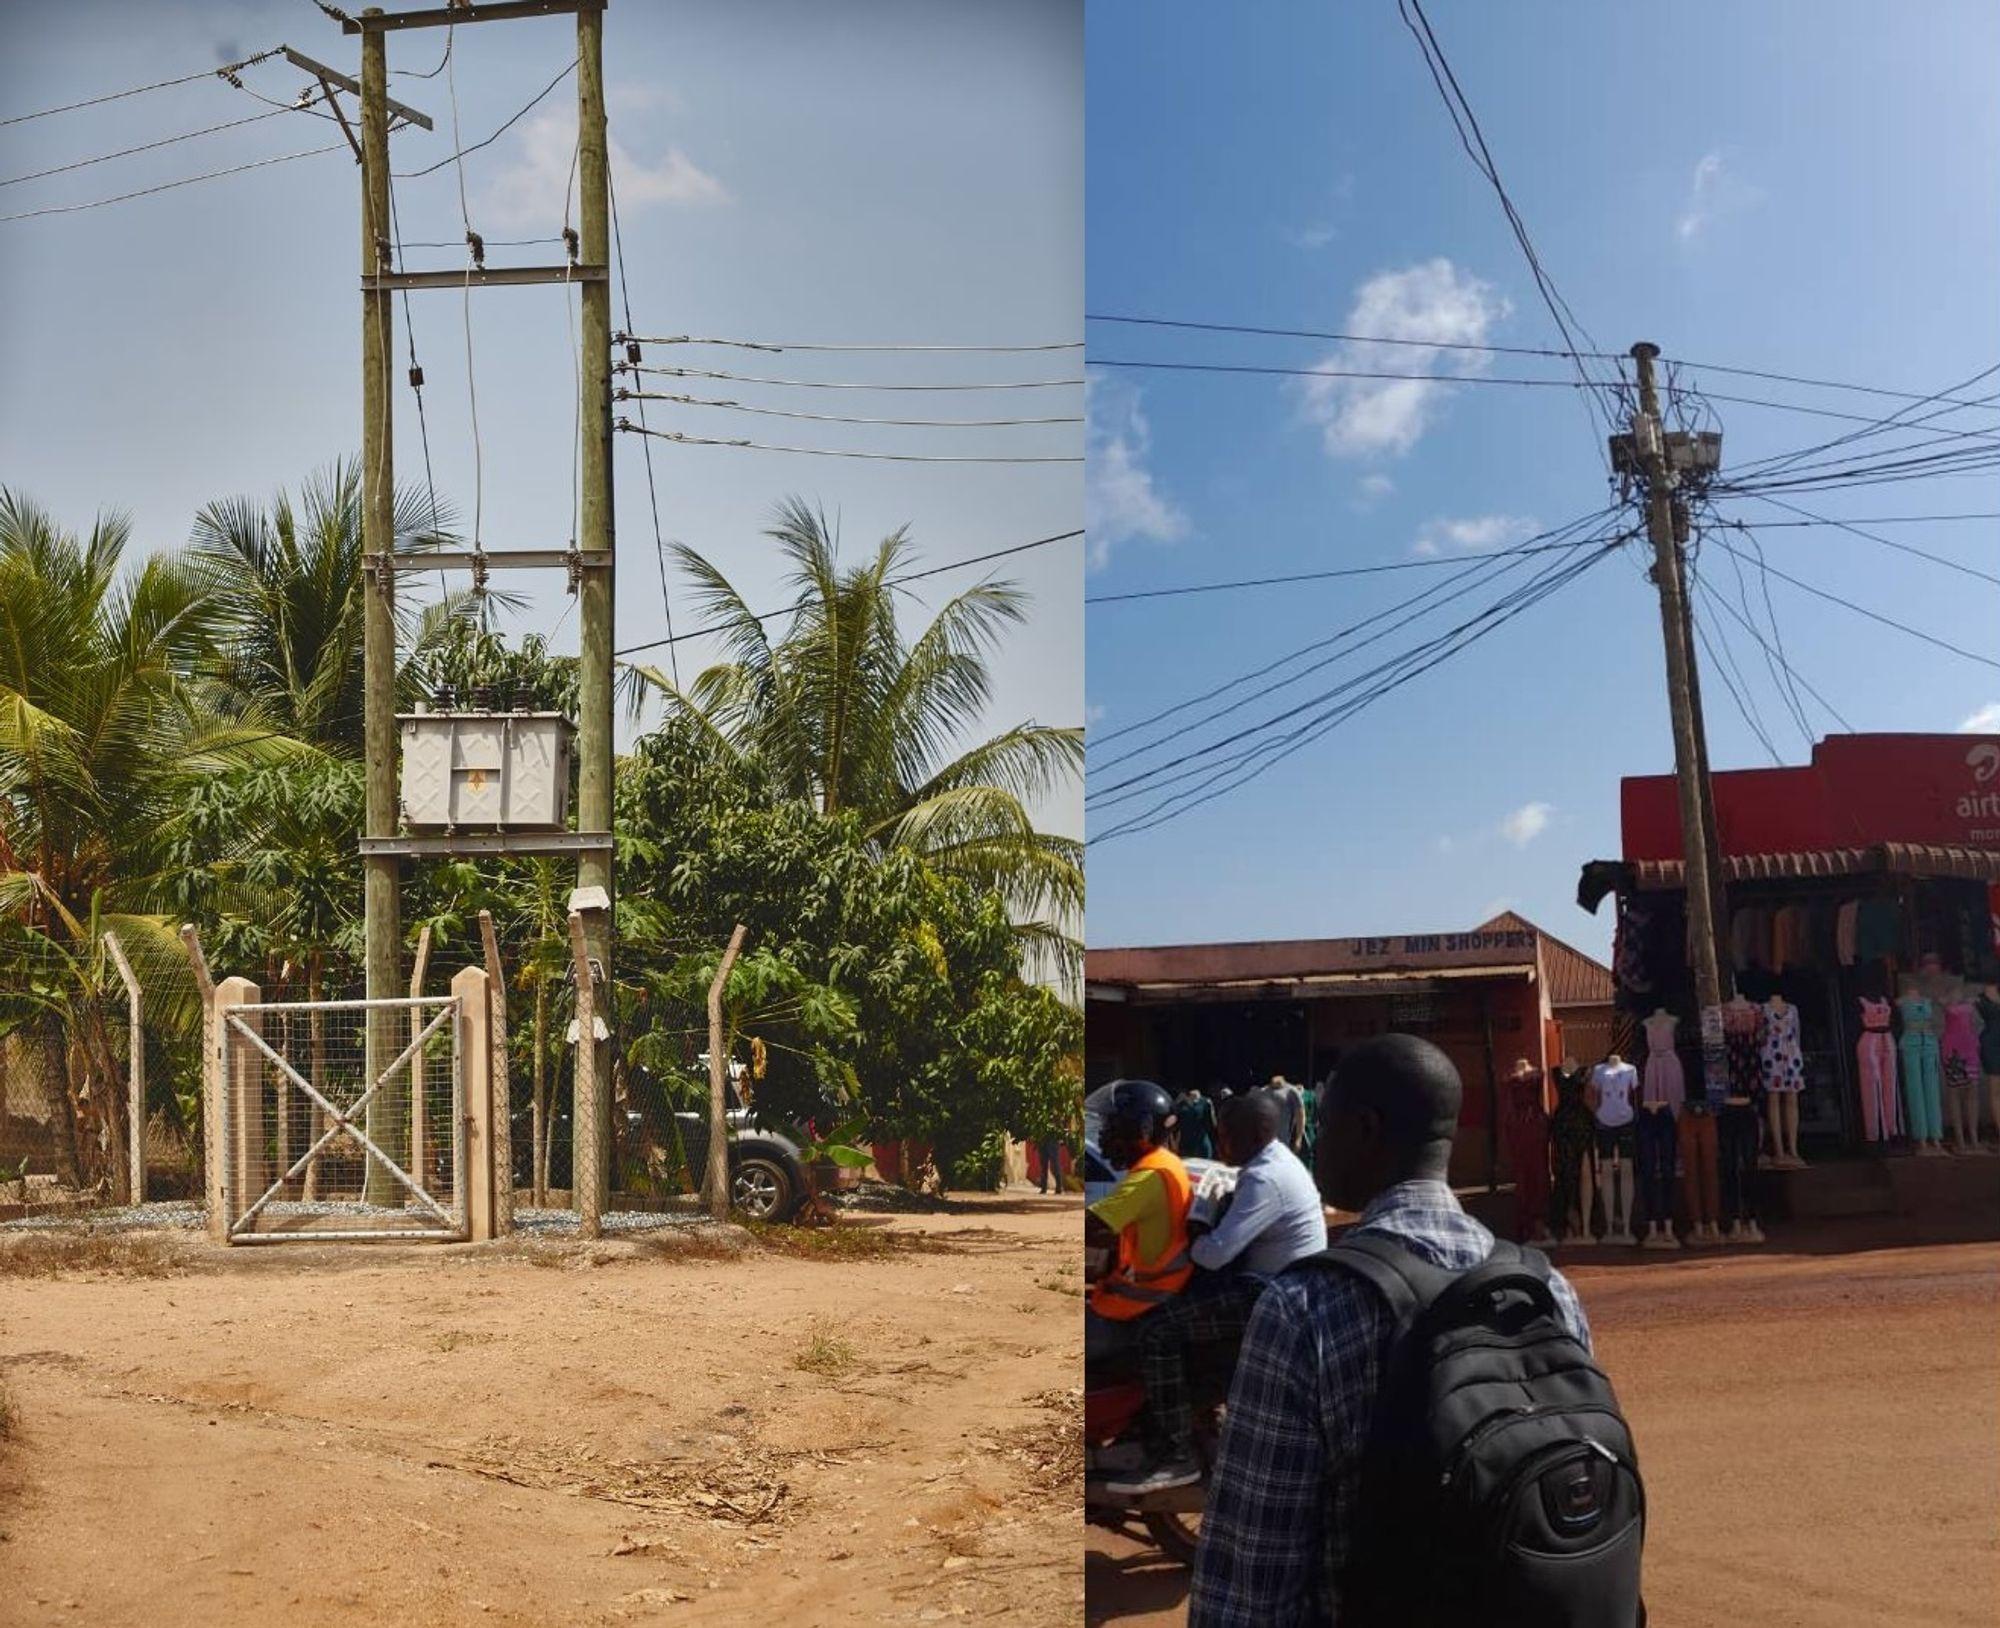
[[1084, 0, 2000, 958], [1, 0, 1081, 833]]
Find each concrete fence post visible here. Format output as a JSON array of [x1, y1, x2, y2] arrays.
[[102, 930, 144, 1208], [454, 964, 496, 1242], [477, 910, 515, 1236], [213, 976, 262, 1239]]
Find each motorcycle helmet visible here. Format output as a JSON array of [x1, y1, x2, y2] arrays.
[[1099, 1078, 1176, 1160]]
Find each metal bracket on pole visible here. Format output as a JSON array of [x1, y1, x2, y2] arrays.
[[344, 0, 603, 32], [362, 266, 608, 292], [385, 545, 611, 573], [282, 47, 434, 130], [359, 831, 614, 858]]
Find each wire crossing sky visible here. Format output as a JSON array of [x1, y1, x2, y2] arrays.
[[1085, 0, 2000, 955]]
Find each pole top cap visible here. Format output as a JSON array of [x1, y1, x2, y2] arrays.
[[1630, 341, 1661, 361]]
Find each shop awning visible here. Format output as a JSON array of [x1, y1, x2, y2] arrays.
[[1578, 843, 2000, 910], [1094, 963, 1537, 1006]]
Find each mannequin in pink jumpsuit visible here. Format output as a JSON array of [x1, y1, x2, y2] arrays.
[[1854, 996, 1900, 1144], [1940, 996, 1985, 1155]]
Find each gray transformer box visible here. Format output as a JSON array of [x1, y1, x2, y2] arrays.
[[397, 711, 574, 831]]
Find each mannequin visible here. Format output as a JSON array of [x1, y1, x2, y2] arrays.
[[1760, 993, 1806, 1168], [1895, 975, 1946, 1156], [1980, 981, 2000, 1154], [1548, 1055, 1597, 1246], [1854, 992, 1900, 1145], [1586, 1051, 1639, 1246], [1938, 986, 1985, 1155], [1718, 995, 1767, 1244], [1637, 1008, 1684, 1249], [1500, 1057, 1557, 1247]]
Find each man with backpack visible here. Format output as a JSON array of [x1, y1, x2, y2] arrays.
[[1191, 1034, 1644, 1627]]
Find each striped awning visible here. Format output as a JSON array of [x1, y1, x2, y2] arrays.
[[1592, 843, 2000, 900]]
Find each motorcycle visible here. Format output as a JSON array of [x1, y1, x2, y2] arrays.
[[1083, 1162, 1240, 1567]]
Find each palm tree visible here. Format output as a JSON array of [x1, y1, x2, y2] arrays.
[[631, 499, 1083, 976], [0, 489, 290, 1195], [189, 460, 490, 754]]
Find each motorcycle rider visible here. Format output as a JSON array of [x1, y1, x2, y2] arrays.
[[1106, 1088, 1327, 1495], [1085, 1080, 1194, 1368]]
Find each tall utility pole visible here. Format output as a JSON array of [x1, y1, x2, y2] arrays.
[[1631, 342, 1724, 1016], [573, 1, 615, 1218], [359, 11, 404, 1202], [1672, 496, 1734, 1001]]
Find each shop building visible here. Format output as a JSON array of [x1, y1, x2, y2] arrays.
[[1579, 732, 2000, 1153], [1085, 915, 1615, 1186]]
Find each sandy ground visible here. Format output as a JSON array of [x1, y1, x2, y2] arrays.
[[0, 1196, 1084, 1627], [1087, 1226, 2000, 1628]]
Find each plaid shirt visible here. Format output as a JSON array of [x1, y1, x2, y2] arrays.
[[1188, 1179, 1592, 1627]]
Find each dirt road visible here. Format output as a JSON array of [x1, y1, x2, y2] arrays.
[[1087, 1234, 2000, 1627], [0, 1197, 1083, 1627]]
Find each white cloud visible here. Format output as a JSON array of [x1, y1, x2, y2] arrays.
[[1411, 513, 1537, 559], [1435, 834, 1456, 856], [1286, 223, 1338, 251], [1959, 702, 2000, 733], [1500, 801, 1554, 848], [480, 109, 726, 230], [1674, 150, 1760, 243], [1295, 259, 1510, 459], [1086, 702, 1106, 729], [1358, 473, 1395, 503], [1085, 378, 1189, 569]]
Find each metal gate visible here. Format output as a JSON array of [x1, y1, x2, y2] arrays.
[[219, 996, 464, 1242]]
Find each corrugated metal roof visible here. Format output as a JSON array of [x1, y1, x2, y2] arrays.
[[1619, 843, 2000, 890], [1477, 911, 1614, 1008], [1117, 964, 1536, 1005]]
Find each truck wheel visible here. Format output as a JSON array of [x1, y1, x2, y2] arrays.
[[1143, 1510, 1199, 1567], [732, 1156, 793, 1221]]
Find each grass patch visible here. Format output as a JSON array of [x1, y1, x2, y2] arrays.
[[0, 1230, 189, 1280], [790, 1316, 859, 1378]]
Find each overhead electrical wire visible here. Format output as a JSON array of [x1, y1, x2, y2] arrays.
[[1708, 531, 2000, 673], [1084, 537, 1606, 606], [1715, 494, 2000, 590], [614, 423, 1080, 463], [620, 363, 1083, 392], [1691, 572, 1855, 735], [613, 528, 1084, 659], [1086, 314, 2000, 415], [0, 141, 345, 223], [1726, 362, 2000, 485], [0, 106, 300, 188], [0, 47, 284, 127], [1687, 582, 1783, 766], [443, 24, 486, 558], [1721, 521, 1815, 744], [392, 56, 575, 179], [1090, 525, 1624, 779], [615, 389, 1081, 428], [619, 333, 1083, 354]]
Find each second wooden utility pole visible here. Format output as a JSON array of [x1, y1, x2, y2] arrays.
[[1631, 342, 1724, 1016], [573, 1, 616, 1221], [359, 12, 405, 1203]]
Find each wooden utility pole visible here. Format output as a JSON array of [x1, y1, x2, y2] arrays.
[[1672, 496, 1734, 1001], [573, 0, 617, 1215], [359, 10, 404, 1204], [1631, 342, 1724, 1015]]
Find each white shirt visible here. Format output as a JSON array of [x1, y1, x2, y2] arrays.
[[1590, 1060, 1638, 1128], [1190, 1140, 1328, 1278]]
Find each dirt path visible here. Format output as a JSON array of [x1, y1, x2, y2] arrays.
[[0, 1197, 1084, 1627], [1087, 1236, 2000, 1627]]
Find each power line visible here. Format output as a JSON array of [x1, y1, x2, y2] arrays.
[[614, 422, 1080, 463], [1085, 537, 1603, 606], [1728, 362, 2000, 484], [392, 56, 575, 179], [0, 47, 284, 128], [619, 332, 1083, 354], [613, 528, 1083, 659], [1691, 572, 1855, 735], [1714, 494, 2000, 590], [1086, 314, 2000, 415], [0, 141, 346, 223], [1090, 523, 1623, 783], [1708, 531, 2000, 673], [0, 106, 299, 188], [620, 363, 1083, 392], [1688, 587, 1782, 766], [615, 388, 1081, 428], [610, 143, 682, 687]]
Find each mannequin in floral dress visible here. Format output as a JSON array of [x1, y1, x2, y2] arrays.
[[1760, 994, 1806, 1168], [1939, 992, 1985, 1155]]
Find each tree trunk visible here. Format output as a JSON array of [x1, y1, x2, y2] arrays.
[[532, 973, 550, 1207]]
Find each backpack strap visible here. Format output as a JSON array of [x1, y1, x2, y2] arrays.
[[1299, 1231, 1459, 1332]]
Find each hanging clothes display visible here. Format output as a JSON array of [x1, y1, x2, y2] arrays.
[[1771, 905, 1812, 971], [1730, 906, 1773, 973], [1759, 1000, 1805, 1094], [1836, 900, 1860, 967], [1854, 897, 1902, 963], [1897, 992, 1943, 1143], [1854, 996, 1900, 1143], [1500, 1067, 1551, 1242]]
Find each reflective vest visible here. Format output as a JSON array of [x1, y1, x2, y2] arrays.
[[1090, 1146, 1194, 1320]]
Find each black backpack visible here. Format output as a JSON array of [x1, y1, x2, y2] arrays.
[[1309, 1233, 1646, 1628]]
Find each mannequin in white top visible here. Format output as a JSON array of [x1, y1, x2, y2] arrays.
[[1586, 1051, 1640, 1246]]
